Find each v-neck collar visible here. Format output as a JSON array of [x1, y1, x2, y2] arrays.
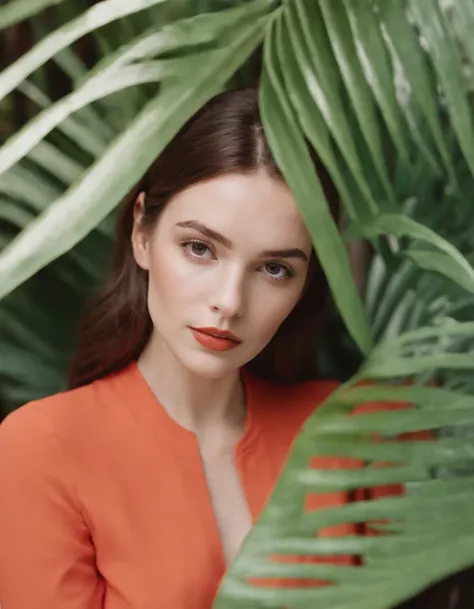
[[114, 361, 264, 572], [114, 361, 261, 455]]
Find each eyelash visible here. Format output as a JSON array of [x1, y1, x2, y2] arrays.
[[180, 239, 215, 261], [179, 239, 294, 281]]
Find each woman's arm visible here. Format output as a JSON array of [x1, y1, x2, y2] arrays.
[[0, 405, 104, 609]]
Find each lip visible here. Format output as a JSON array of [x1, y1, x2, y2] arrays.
[[192, 327, 241, 341], [189, 327, 242, 352]]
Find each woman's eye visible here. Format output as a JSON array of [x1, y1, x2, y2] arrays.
[[182, 241, 213, 259], [262, 262, 291, 280]]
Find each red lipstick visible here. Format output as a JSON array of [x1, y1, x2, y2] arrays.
[[189, 327, 241, 352]]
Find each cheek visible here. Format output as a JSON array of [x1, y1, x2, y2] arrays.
[[146, 244, 207, 314], [252, 284, 304, 339], [146, 246, 188, 311]]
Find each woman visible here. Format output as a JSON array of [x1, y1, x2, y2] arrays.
[[0, 87, 366, 609]]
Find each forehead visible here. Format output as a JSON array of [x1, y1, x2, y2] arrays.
[[161, 172, 312, 251]]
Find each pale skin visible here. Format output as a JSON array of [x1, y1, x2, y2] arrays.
[[132, 170, 312, 564]]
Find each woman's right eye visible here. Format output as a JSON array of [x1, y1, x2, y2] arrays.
[[181, 240, 213, 260]]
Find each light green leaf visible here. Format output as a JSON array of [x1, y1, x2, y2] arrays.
[[0, 201, 34, 228], [18, 80, 110, 157], [337, 384, 472, 409], [0, 0, 67, 30], [318, 0, 393, 203], [369, 260, 419, 341], [297, 464, 431, 490], [275, 5, 357, 219], [260, 11, 372, 355], [374, 0, 455, 184], [0, 17, 269, 301], [363, 320, 474, 378], [302, 436, 474, 466], [410, 0, 474, 179], [298, 491, 473, 532], [315, 407, 474, 436], [1, 166, 62, 212], [342, 0, 411, 167], [0, 0, 171, 103], [82, 1, 268, 84], [216, 326, 474, 607], [404, 249, 474, 294], [347, 212, 474, 293], [286, 0, 377, 214], [288, 0, 378, 219], [452, 1, 474, 70], [27, 141, 85, 186], [0, 61, 175, 177]]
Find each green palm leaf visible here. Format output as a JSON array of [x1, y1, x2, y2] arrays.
[[0, 61, 176, 175], [214, 1, 474, 607], [346, 212, 474, 293], [215, 321, 474, 609], [260, 8, 373, 355], [318, 0, 394, 204], [374, 0, 455, 184], [342, 0, 412, 170], [0, 1, 270, 300], [0, 0, 67, 30], [410, 0, 474, 179], [0, 0, 171, 100]]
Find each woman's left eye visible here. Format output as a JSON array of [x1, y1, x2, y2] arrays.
[[261, 262, 292, 280]]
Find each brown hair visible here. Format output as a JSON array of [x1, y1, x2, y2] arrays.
[[68, 87, 338, 389]]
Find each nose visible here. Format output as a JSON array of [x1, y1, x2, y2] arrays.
[[209, 266, 246, 320]]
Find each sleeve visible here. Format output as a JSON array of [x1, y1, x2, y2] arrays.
[[0, 406, 104, 609]]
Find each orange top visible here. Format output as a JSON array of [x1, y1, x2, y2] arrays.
[[0, 363, 379, 608]]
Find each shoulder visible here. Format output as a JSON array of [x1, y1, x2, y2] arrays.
[[0, 368, 126, 454], [245, 371, 339, 436], [0, 390, 92, 504], [0, 385, 91, 465], [2, 379, 95, 432], [0, 368, 135, 500]]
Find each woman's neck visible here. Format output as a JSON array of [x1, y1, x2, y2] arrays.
[[137, 336, 246, 438]]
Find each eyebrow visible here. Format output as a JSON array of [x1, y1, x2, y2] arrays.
[[176, 220, 309, 261], [177, 220, 232, 248]]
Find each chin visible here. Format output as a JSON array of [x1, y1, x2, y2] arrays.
[[179, 350, 245, 379], [176, 349, 251, 379]]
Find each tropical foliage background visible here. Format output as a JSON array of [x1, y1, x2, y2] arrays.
[[1, 0, 474, 608]]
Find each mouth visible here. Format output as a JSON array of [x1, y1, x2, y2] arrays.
[[189, 327, 242, 352]]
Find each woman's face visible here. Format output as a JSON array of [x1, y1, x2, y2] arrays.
[[132, 171, 313, 378]]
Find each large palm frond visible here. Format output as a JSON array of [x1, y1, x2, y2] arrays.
[[215, 1, 474, 607], [0, 0, 271, 297]]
